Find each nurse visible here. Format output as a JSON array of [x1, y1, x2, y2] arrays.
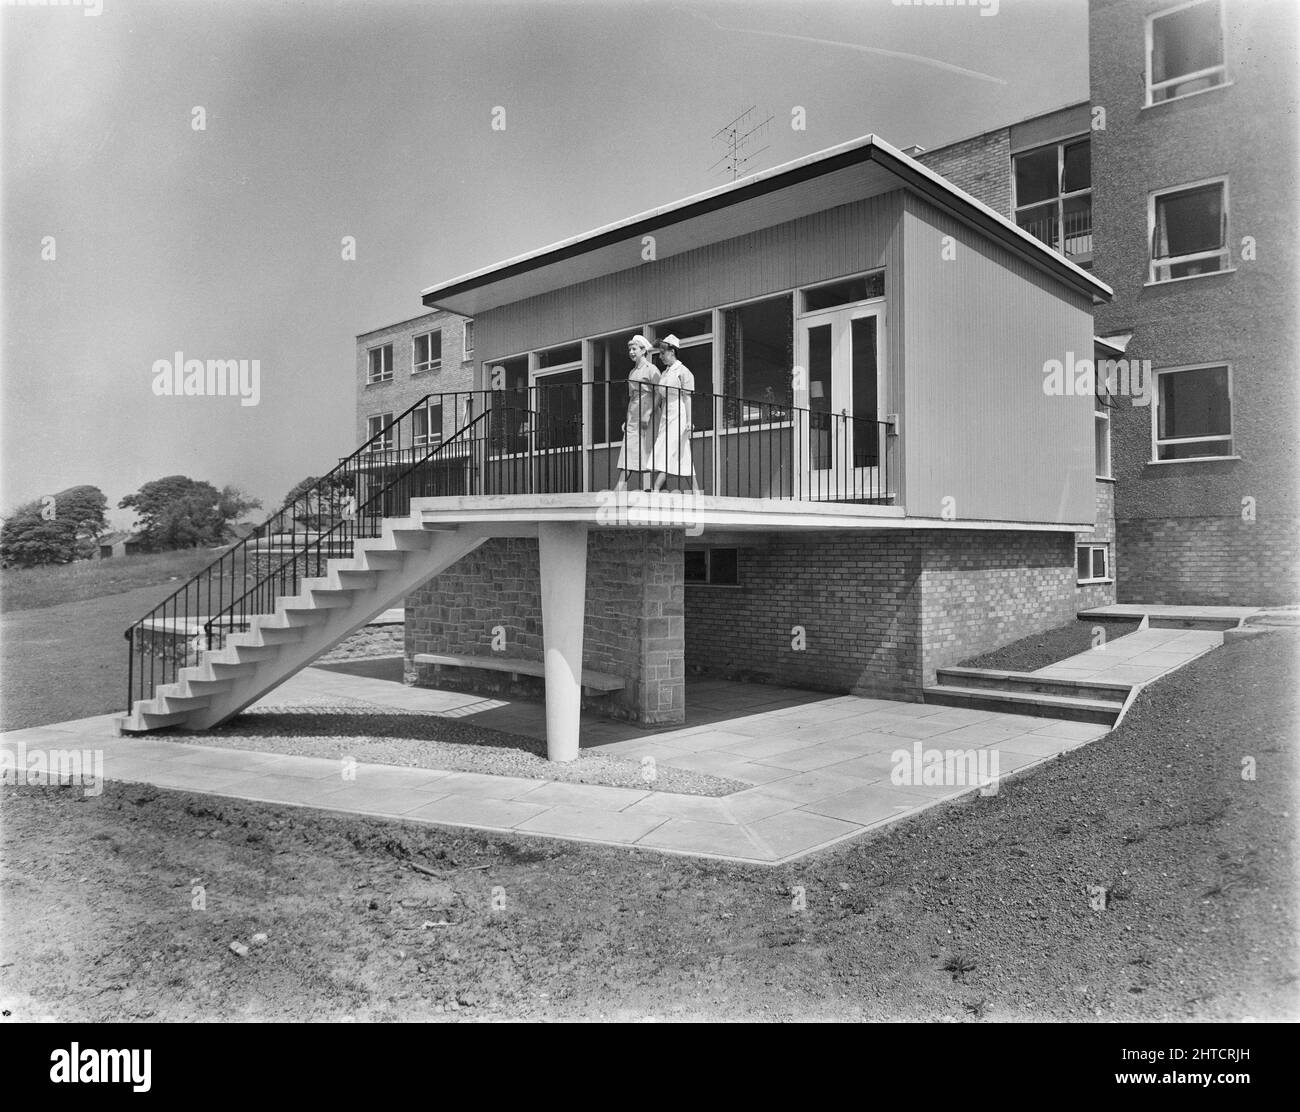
[[651, 335, 701, 493], [614, 334, 660, 491]]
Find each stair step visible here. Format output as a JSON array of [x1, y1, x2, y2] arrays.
[[177, 676, 236, 697], [239, 624, 307, 646], [923, 684, 1123, 725], [1147, 616, 1239, 631], [936, 667, 1130, 704], [210, 644, 280, 664], [155, 692, 212, 712], [123, 707, 190, 731], [181, 662, 257, 684], [331, 569, 381, 589], [352, 548, 406, 571], [297, 588, 356, 609], [386, 526, 435, 550], [269, 607, 331, 627]]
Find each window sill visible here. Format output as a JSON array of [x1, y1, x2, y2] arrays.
[[1147, 454, 1240, 466], [1144, 267, 1236, 289], [685, 582, 744, 589], [1077, 578, 1114, 586], [1141, 80, 1233, 111], [412, 366, 442, 377], [1096, 475, 1116, 483], [365, 379, 394, 387]]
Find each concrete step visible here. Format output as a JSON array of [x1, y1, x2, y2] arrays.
[[1147, 616, 1240, 631], [935, 666, 1131, 704], [923, 684, 1123, 725]]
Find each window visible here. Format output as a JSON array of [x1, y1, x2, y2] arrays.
[[486, 355, 528, 450], [367, 412, 394, 452], [413, 330, 442, 374], [1076, 544, 1111, 584], [1154, 364, 1233, 461], [1149, 179, 1229, 282], [1095, 393, 1112, 479], [1148, 0, 1227, 105], [1013, 139, 1092, 263], [413, 402, 444, 448], [367, 344, 393, 384], [590, 330, 638, 445], [721, 293, 794, 425], [651, 314, 714, 430], [801, 272, 884, 313], [535, 344, 583, 449], [684, 547, 739, 585], [463, 319, 474, 358]]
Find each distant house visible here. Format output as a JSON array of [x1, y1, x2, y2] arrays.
[[97, 531, 144, 559]]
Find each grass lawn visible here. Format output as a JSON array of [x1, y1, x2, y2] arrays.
[[0, 549, 227, 614], [0, 551, 254, 732], [2, 630, 1294, 1022]]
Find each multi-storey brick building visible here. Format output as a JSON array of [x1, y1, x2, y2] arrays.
[[912, 0, 1298, 607], [356, 309, 476, 453], [1089, 0, 1297, 605]]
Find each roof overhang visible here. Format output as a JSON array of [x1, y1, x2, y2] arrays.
[[421, 133, 1113, 317]]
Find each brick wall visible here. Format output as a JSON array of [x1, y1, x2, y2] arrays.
[[356, 310, 476, 447], [685, 529, 1077, 698], [685, 533, 923, 700], [1076, 479, 1118, 611], [918, 530, 1076, 685], [1091, 0, 1299, 604], [405, 529, 685, 723], [1118, 514, 1299, 606], [916, 130, 1013, 217]]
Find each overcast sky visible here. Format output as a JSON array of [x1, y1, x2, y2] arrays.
[[1, 0, 1088, 528]]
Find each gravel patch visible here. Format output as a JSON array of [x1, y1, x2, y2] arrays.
[[165, 697, 747, 797], [960, 618, 1142, 672]]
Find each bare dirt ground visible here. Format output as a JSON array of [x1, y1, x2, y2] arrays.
[[3, 631, 1295, 1022], [960, 618, 1143, 672]]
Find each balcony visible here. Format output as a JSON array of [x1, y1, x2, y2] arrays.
[[352, 384, 897, 511], [1016, 200, 1093, 267]]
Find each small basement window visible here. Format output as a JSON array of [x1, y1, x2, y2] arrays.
[[685, 547, 739, 586], [1076, 543, 1111, 584]]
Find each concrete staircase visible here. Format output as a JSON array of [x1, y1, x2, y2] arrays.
[[119, 515, 487, 733], [923, 666, 1129, 726]]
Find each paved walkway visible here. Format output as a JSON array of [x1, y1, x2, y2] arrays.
[[1, 621, 1230, 865], [1034, 626, 1222, 687]]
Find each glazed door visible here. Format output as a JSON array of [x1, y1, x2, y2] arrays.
[[799, 305, 883, 498]]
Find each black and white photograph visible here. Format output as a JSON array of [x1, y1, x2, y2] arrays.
[[1, 0, 1296, 1053]]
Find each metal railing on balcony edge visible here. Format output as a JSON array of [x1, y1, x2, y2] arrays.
[[124, 382, 894, 714]]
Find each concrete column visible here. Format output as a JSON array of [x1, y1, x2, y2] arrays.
[[538, 522, 589, 761]]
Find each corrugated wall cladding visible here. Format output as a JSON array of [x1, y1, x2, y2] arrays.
[[475, 192, 904, 362], [900, 193, 1096, 525]]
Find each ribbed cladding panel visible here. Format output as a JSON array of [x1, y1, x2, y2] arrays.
[[900, 193, 1095, 526], [474, 192, 903, 364]]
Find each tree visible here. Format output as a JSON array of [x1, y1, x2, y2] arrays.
[[217, 485, 263, 532], [119, 475, 259, 551], [278, 473, 356, 531], [0, 485, 108, 567]]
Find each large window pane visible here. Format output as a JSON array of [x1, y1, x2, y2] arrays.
[[678, 341, 714, 430], [1014, 146, 1059, 208], [1157, 366, 1232, 459], [1156, 184, 1224, 258], [721, 294, 793, 423], [1151, 0, 1224, 100], [1062, 140, 1091, 193]]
